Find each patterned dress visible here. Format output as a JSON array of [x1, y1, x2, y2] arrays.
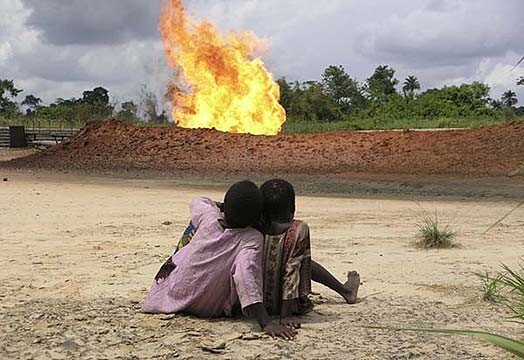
[[262, 220, 313, 315]]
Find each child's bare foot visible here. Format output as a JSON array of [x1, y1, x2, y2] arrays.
[[342, 271, 360, 304]]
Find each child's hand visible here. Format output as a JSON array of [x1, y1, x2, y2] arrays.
[[280, 318, 301, 329], [245, 304, 297, 339], [154, 259, 176, 283], [263, 322, 298, 340]]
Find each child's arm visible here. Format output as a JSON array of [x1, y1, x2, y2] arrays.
[[233, 235, 299, 339], [244, 303, 298, 339], [189, 197, 220, 229]]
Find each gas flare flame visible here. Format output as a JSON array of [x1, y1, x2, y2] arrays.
[[160, 0, 286, 135]]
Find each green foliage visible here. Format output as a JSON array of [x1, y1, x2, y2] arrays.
[[82, 87, 109, 106], [277, 78, 342, 122], [500, 262, 524, 323], [282, 116, 518, 134], [277, 65, 515, 130], [403, 75, 421, 95], [416, 210, 457, 249], [373, 262, 524, 357], [0, 80, 163, 129], [321, 65, 367, 113], [410, 82, 491, 119], [2, 64, 523, 132], [33, 87, 114, 127], [474, 261, 524, 324], [362, 326, 524, 358], [477, 271, 505, 303], [502, 90, 518, 108], [0, 79, 23, 118], [21, 94, 42, 115], [22, 94, 42, 107], [116, 101, 139, 123], [365, 65, 399, 106]]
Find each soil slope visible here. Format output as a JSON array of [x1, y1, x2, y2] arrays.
[[4, 120, 524, 177]]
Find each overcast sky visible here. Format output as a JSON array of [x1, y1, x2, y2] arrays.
[[1, 0, 523, 106]]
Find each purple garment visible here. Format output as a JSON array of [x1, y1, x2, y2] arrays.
[[142, 197, 264, 317]]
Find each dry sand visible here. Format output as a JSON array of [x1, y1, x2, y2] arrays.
[[1, 171, 523, 359]]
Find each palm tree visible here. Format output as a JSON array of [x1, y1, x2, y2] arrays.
[[402, 75, 421, 95], [489, 98, 503, 110], [518, 77, 524, 86], [21, 94, 42, 114], [501, 90, 518, 108]]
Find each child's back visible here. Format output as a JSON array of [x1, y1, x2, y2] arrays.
[[143, 195, 264, 317]]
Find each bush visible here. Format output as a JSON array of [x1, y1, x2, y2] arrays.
[[415, 211, 457, 249], [477, 271, 505, 303], [500, 262, 524, 323]]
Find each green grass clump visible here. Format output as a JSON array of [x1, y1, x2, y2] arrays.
[[477, 271, 505, 304], [366, 261, 524, 358], [500, 262, 524, 323], [362, 326, 524, 358], [281, 116, 521, 134], [415, 211, 457, 249], [475, 261, 524, 323]]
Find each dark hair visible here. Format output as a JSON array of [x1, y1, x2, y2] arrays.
[[260, 179, 295, 222], [223, 180, 263, 228]]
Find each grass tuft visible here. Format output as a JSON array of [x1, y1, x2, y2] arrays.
[[477, 271, 505, 304], [415, 210, 457, 249], [500, 261, 524, 323], [361, 326, 524, 358]]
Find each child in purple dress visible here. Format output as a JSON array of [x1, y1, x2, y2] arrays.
[[143, 180, 297, 339]]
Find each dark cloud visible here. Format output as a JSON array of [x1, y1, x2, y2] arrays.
[[21, 0, 162, 45], [356, 1, 524, 68], [2, 0, 523, 104], [425, 0, 458, 12]]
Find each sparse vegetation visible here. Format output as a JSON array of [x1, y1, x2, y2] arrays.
[[2, 63, 524, 133], [278, 65, 524, 132], [364, 326, 524, 358], [368, 261, 524, 357], [282, 116, 516, 134], [477, 271, 505, 304], [500, 262, 524, 323], [415, 210, 457, 249], [475, 260, 524, 323]]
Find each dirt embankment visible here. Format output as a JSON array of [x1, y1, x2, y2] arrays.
[[3, 120, 524, 177]]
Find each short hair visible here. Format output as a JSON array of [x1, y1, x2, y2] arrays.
[[260, 179, 295, 222], [223, 180, 263, 228]]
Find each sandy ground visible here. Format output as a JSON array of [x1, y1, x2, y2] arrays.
[[0, 148, 39, 162], [1, 171, 523, 359]]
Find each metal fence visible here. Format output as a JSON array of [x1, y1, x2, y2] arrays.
[[0, 123, 79, 148], [0, 117, 86, 132]]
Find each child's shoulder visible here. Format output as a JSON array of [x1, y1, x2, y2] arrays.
[[191, 197, 222, 224], [290, 219, 310, 236], [237, 227, 264, 245], [191, 197, 220, 212]]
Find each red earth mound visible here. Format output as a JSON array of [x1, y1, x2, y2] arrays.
[[3, 120, 524, 177]]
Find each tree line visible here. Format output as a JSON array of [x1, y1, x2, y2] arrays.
[[0, 80, 167, 128], [1, 67, 523, 129], [277, 66, 524, 124]]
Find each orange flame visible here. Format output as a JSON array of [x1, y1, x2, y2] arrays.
[[160, 0, 286, 135]]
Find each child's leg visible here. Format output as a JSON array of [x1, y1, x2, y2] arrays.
[[311, 260, 360, 304]]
